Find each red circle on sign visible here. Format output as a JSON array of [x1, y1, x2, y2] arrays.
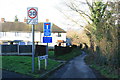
[[28, 8, 37, 19]]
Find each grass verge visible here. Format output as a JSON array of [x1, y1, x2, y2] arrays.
[[90, 64, 119, 78], [55, 48, 82, 61], [48, 51, 55, 59], [2, 48, 82, 78], [2, 56, 61, 78], [85, 53, 119, 78]]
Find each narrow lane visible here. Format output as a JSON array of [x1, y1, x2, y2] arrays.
[[49, 51, 96, 78]]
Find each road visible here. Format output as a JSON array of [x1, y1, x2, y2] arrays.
[[2, 70, 32, 78], [48, 51, 96, 78]]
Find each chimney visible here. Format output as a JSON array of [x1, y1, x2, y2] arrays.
[[46, 19, 49, 22], [24, 17, 27, 23], [1, 18, 5, 23]]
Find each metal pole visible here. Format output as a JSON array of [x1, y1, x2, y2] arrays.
[[0, 45, 2, 55], [45, 59, 47, 70], [38, 56, 40, 70], [18, 44, 19, 55], [32, 24, 35, 73], [45, 43, 48, 69], [46, 43, 48, 55]]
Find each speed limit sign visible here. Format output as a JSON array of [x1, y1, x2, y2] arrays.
[[27, 7, 38, 24]]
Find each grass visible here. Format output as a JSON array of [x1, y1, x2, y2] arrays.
[[2, 56, 60, 78], [56, 48, 82, 61], [90, 64, 119, 78], [50, 48, 82, 61], [48, 51, 55, 59], [2, 48, 82, 78], [84, 52, 119, 78]]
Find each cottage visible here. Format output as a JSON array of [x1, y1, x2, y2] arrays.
[[0, 19, 66, 47]]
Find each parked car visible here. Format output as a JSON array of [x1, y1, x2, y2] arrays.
[[66, 38, 72, 46]]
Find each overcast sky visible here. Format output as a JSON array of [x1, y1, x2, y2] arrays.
[[0, 0, 69, 30], [0, 0, 63, 21], [0, 0, 113, 31]]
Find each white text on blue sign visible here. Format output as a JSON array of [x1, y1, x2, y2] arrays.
[[44, 23, 51, 36]]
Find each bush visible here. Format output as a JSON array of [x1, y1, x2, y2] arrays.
[[54, 45, 72, 56], [71, 45, 77, 48]]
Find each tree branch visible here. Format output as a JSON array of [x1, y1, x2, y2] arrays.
[[65, 2, 92, 25]]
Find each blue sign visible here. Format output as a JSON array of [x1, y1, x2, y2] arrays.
[[44, 22, 51, 36], [43, 37, 52, 43]]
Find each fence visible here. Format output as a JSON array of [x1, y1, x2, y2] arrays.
[[35, 45, 46, 56], [19, 45, 32, 53], [2, 45, 18, 53], [1, 45, 32, 53], [1, 45, 48, 56], [1, 45, 79, 56]]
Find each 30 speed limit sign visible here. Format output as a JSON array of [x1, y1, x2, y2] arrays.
[[27, 7, 38, 24]]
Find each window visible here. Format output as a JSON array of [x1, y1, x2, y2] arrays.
[[58, 33, 61, 37], [15, 32, 19, 36], [3, 32, 6, 36], [0, 32, 2, 37]]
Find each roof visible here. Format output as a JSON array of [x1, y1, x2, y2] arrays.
[[0, 22, 66, 33]]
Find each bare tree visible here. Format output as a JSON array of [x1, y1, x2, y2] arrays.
[[60, 0, 112, 50], [67, 29, 90, 46]]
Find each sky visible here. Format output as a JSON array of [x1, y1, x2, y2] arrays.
[[0, 0, 69, 30], [0, 0, 113, 31], [0, 0, 62, 21]]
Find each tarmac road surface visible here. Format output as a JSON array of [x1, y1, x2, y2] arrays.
[[48, 51, 96, 78]]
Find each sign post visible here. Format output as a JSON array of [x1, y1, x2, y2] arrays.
[[27, 7, 38, 73], [37, 19, 52, 70], [45, 43, 48, 69], [43, 20, 52, 69], [38, 55, 48, 70], [32, 24, 35, 72]]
